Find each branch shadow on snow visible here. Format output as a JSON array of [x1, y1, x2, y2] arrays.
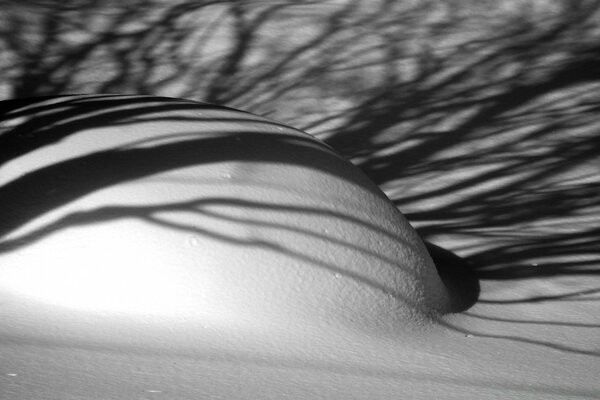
[[313, 2, 600, 357], [1, 0, 599, 356], [317, 2, 600, 288], [2, 0, 595, 284], [0, 95, 460, 321]]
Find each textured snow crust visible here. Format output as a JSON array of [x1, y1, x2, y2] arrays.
[[1, 95, 599, 400], [0, 95, 451, 340]]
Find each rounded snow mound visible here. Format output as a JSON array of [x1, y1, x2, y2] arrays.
[[0, 95, 452, 336]]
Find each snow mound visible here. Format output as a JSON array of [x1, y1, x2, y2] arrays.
[[0, 95, 451, 336]]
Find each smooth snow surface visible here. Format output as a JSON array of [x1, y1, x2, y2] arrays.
[[1, 95, 598, 399]]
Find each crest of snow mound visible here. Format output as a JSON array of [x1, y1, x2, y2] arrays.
[[0, 95, 451, 336]]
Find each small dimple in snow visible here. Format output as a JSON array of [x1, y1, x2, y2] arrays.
[[186, 235, 200, 247]]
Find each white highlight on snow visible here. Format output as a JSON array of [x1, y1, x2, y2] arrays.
[[0, 219, 223, 320]]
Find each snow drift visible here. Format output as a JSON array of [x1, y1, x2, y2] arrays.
[[0, 94, 452, 338]]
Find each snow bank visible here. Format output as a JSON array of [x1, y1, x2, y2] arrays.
[[0, 95, 451, 339]]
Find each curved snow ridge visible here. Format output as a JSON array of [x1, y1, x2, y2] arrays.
[[0, 95, 455, 337]]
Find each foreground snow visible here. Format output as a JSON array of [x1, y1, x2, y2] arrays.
[[1, 95, 598, 399]]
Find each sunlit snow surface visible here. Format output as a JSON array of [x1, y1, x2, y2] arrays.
[[0, 221, 214, 317], [1, 0, 600, 395], [1, 92, 598, 399]]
